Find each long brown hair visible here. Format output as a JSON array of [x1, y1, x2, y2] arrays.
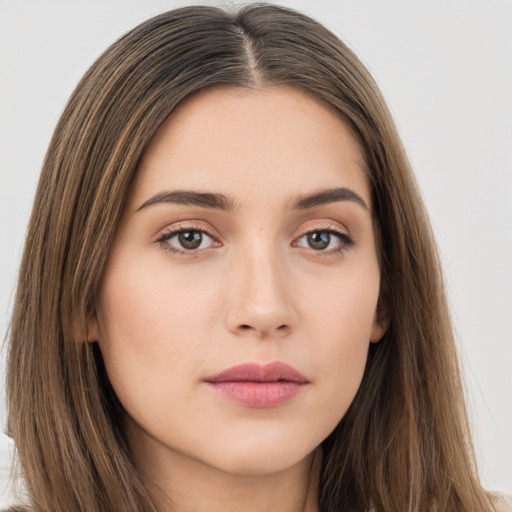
[[6, 4, 496, 511]]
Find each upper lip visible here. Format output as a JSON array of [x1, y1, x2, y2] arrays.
[[205, 362, 308, 383]]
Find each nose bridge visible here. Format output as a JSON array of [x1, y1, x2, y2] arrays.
[[225, 235, 297, 337]]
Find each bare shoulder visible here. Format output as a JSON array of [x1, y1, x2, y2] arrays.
[[493, 495, 512, 512]]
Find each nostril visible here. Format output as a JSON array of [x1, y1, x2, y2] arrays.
[[236, 323, 290, 334]]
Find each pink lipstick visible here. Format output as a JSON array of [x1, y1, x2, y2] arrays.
[[204, 362, 308, 408]]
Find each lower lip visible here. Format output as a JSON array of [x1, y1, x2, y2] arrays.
[[206, 381, 305, 408]]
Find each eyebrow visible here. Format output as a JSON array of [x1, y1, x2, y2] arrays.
[[291, 187, 368, 210], [136, 186, 368, 213], [137, 190, 237, 212]]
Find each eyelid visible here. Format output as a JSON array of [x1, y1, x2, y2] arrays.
[[294, 220, 350, 239], [155, 219, 354, 257], [292, 220, 355, 254], [155, 221, 223, 256], [155, 220, 221, 242]]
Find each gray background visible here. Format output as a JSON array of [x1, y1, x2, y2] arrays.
[[1, 0, 511, 505]]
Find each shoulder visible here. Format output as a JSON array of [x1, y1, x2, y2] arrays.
[[493, 495, 512, 512]]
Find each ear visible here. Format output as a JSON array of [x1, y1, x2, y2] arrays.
[[370, 301, 390, 343]]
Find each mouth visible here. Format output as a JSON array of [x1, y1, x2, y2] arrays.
[[204, 362, 309, 408]]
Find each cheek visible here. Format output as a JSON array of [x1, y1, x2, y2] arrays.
[[95, 255, 223, 406], [298, 264, 380, 404], [100, 250, 221, 340], [300, 259, 380, 339]]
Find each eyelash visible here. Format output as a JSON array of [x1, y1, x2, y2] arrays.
[[156, 223, 354, 257], [294, 226, 354, 256], [156, 224, 219, 257]]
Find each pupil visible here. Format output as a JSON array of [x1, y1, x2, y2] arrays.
[[178, 231, 202, 250], [307, 231, 330, 250]]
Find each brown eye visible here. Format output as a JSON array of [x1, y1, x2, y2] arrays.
[[295, 229, 354, 253], [178, 231, 203, 250], [306, 231, 331, 250], [158, 228, 216, 253]]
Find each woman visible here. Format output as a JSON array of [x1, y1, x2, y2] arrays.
[[4, 4, 510, 511]]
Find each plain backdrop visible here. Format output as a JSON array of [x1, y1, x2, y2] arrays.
[[1, 0, 511, 505]]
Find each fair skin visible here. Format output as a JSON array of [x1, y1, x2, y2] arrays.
[[497, 499, 512, 512], [91, 87, 388, 512]]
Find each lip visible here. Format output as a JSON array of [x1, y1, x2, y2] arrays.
[[204, 362, 309, 408]]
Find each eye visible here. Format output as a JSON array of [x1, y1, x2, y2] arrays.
[[295, 229, 353, 252], [157, 228, 217, 254]]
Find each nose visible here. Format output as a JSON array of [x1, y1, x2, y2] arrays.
[[224, 247, 298, 338]]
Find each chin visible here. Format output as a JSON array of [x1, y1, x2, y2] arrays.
[[200, 433, 317, 476]]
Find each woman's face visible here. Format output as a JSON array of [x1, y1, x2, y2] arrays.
[[92, 87, 387, 477]]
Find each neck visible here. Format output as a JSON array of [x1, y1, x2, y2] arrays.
[[130, 433, 321, 512]]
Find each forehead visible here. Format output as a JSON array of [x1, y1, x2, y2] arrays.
[[131, 86, 370, 211]]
